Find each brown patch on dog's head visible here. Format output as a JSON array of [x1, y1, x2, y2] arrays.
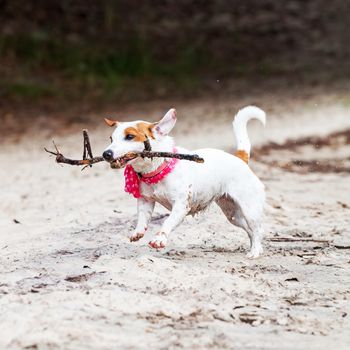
[[235, 150, 249, 164], [104, 118, 118, 127], [124, 122, 156, 142]]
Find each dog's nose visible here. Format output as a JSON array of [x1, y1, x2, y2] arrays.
[[103, 150, 114, 161]]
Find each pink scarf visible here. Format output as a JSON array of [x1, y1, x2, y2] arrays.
[[124, 150, 179, 198]]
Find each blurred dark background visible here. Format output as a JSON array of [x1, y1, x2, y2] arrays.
[[0, 1, 349, 109]]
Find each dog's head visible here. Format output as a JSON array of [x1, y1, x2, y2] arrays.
[[102, 108, 176, 168]]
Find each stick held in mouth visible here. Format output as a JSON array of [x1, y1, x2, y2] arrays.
[[45, 130, 204, 169]]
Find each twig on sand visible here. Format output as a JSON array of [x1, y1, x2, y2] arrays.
[[45, 130, 204, 169], [267, 237, 330, 244], [333, 244, 350, 250], [267, 237, 350, 250]]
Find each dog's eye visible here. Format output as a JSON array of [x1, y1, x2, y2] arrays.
[[109, 136, 113, 142], [125, 134, 135, 141]]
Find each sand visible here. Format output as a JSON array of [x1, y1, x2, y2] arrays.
[[1, 90, 350, 349]]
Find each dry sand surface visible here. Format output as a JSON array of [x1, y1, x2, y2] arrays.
[[1, 90, 350, 349]]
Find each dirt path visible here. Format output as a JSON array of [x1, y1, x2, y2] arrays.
[[1, 92, 350, 349]]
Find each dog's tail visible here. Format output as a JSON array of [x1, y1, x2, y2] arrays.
[[232, 106, 266, 164]]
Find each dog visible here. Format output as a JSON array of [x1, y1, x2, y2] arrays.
[[103, 106, 266, 258]]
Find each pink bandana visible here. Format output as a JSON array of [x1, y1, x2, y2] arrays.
[[124, 150, 179, 198]]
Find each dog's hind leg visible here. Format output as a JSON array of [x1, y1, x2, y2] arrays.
[[216, 195, 264, 258], [244, 221, 264, 259], [215, 195, 238, 226]]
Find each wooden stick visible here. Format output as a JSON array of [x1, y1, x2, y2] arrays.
[[143, 138, 152, 151], [83, 129, 93, 159], [333, 245, 350, 250], [267, 237, 330, 244], [45, 146, 104, 166], [45, 130, 204, 168], [139, 151, 204, 162]]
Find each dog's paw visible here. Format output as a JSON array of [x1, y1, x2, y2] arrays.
[[246, 245, 263, 259], [129, 231, 145, 242], [148, 233, 167, 249]]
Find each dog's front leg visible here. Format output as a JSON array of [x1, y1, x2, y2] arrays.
[[149, 201, 188, 249], [130, 198, 155, 242]]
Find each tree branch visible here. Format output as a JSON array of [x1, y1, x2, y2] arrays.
[[45, 130, 204, 169]]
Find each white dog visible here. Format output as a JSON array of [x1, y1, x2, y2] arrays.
[[103, 106, 266, 258]]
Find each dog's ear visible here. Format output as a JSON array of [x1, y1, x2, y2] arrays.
[[154, 108, 177, 136], [104, 118, 118, 127]]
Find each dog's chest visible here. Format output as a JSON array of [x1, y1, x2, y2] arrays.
[[144, 193, 173, 211], [141, 182, 173, 210], [140, 181, 212, 215]]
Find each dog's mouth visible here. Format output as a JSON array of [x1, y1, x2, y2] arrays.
[[109, 152, 139, 169]]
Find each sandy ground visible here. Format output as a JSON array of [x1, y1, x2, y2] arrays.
[[1, 90, 350, 349]]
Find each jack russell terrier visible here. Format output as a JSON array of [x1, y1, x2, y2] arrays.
[[103, 106, 266, 258]]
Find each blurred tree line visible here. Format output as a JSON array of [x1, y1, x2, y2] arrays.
[[0, 0, 349, 102]]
